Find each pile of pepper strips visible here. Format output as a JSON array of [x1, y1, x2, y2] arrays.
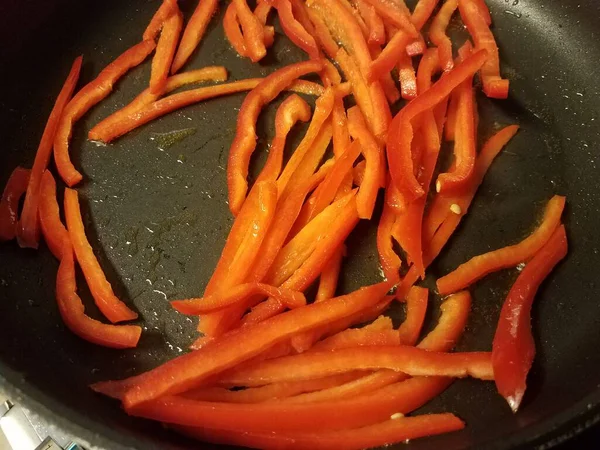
[[0, 0, 568, 448]]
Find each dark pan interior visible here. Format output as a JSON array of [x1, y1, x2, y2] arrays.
[[1, 0, 600, 449]]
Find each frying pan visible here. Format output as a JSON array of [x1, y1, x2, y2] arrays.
[[0, 0, 599, 449]]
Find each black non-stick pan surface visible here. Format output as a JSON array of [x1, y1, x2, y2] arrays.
[[1, 0, 600, 449]]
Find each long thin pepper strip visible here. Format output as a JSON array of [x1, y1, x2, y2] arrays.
[[398, 286, 428, 345], [430, 0, 459, 71], [234, 0, 267, 62], [17, 56, 82, 248], [0, 167, 31, 242], [149, 7, 184, 95], [368, 29, 412, 83], [63, 189, 138, 323], [144, 0, 178, 41], [362, 0, 419, 37], [315, 245, 344, 302], [223, 2, 248, 56], [275, 0, 320, 60], [54, 40, 156, 186], [38, 171, 69, 260]]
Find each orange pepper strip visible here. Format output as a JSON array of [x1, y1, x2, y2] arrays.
[[305, 8, 340, 59], [411, 0, 441, 31], [398, 51, 418, 100], [57, 241, 142, 348], [377, 192, 402, 283], [386, 49, 488, 202], [234, 0, 268, 62], [437, 195, 566, 295], [176, 413, 464, 449], [459, 0, 509, 98], [38, 171, 69, 260], [368, 29, 412, 83], [444, 87, 460, 141], [430, 0, 459, 71], [116, 280, 393, 408], [362, 0, 419, 37], [0, 167, 31, 242], [275, 0, 320, 60], [171, 0, 218, 73], [315, 245, 345, 302], [356, 0, 386, 45], [17, 57, 82, 248], [223, 2, 248, 57], [493, 225, 568, 413], [348, 107, 383, 219], [337, 0, 371, 40], [88, 66, 228, 142], [144, 0, 178, 41], [332, 95, 350, 157], [312, 329, 399, 352], [398, 286, 428, 345], [54, 40, 156, 186], [172, 283, 306, 315], [63, 188, 138, 323], [149, 7, 184, 95], [353, 160, 366, 186], [380, 70, 402, 104], [228, 60, 323, 215]]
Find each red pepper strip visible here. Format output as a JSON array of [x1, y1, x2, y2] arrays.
[[385, 182, 407, 213], [177, 413, 464, 449], [305, 8, 340, 59], [149, 8, 184, 95], [361, 0, 419, 37], [172, 283, 306, 315], [348, 107, 383, 219], [255, 0, 273, 24], [311, 329, 400, 353], [223, 2, 248, 57], [275, 0, 320, 60], [63, 189, 138, 323], [337, 0, 371, 41], [0, 167, 31, 242], [332, 96, 350, 157], [54, 40, 156, 186], [57, 241, 142, 348], [398, 51, 418, 100], [16, 57, 81, 248], [221, 346, 493, 387], [256, 95, 311, 183], [170, 0, 218, 73], [89, 66, 228, 141], [227, 60, 323, 215], [459, 0, 509, 99], [356, 0, 386, 45], [144, 0, 178, 41], [38, 171, 69, 260], [412, 0, 441, 31], [387, 49, 488, 202], [315, 245, 344, 302], [430, 0, 459, 71], [367, 29, 412, 83], [117, 280, 392, 408], [493, 225, 567, 412], [353, 160, 366, 186], [233, 0, 268, 62], [444, 87, 460, 141], [437, 195, 565, 295], [434, 95, 450, 138], [377, 193, 402, 283], [185, 373, 364, 403], [398, 286, 428, 345], [380, 71, 401, 104]]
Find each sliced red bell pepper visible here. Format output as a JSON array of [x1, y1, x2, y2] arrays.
[[54, 39, 156, 186], [172, 283, 306, 315], [144, 0, 178, 41], [227, 60, 323, 215], [312, 328, 399, 352], [149, 7, 183, 95], [385, 182, 407, 213], [377, 193, 402, 283], [398, 286, 428, 345], [256, 94, 311, 183], [368, 29, 412, 83], [170, 0, 218, 73], [0, 167, 31, 242], [437, 195, 565, 295], [337, 0, 371, 41], [305, 7, 340, 59], [117, 280, 392, 408], [347, 107, 383, 219], [223, 2, 249, 57], [16, 56, 82, 249], [255, 1, 275, 49], [386, 49, 488, 202], [275, 0, 320, 60], [362, 0, 419, 38], [233, 0, 268, 62], [444, 87, 460, 141], [412, 0, 441, 30], [332, 95, 350, 157], [380, 71, 401, 104], [493, 225, 568, 412], [398, 51, 418, 100], [430, 0, 459, 71], [38, 171, 69, 260], [459, 0, 509, 99], [63, 188, 138, 323], [353, 160, 366, 186], [57, 241, 142, 348], [356, 0, 386, 45], [176, 413, 464, 449], [315, 245, 344, 302]]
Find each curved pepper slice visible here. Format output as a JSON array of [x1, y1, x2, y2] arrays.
[[144, 0, 178, 41], [64, 188, 138, 323], [459, 0, 509, 98], [493, 225, 567, 412], [17, 56, 82, 249], [305, 8, 340, 59], [312, 329, 399, 352], [275, 0, 320, 60], [54, 39, 156, 186], [38, 171, 69, 260], [177, 413, 464, 449], [227, 60, 323, 215], [377, 191, 402, 283], [411, 0, 441, 31], [315, 245, 344, 302], [171, 0, 219, 73], [430, 0, 459, 71], [368, 29, 412, 83], [362, 0, 419, 38], [398, 286, 428, 345], [149, 7, 184, 95], [437, 195, 565, 295], [234, 0, 268, 62], [0, 167, 31, 242], [356, 0, 386, 45], [223, 2, 249, 57], [57, 241, 142, 349], [386, 49, 488, 202], [171, 283, 306, 315]]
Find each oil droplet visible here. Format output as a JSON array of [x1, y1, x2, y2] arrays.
[[150, 128, 197, 150]]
